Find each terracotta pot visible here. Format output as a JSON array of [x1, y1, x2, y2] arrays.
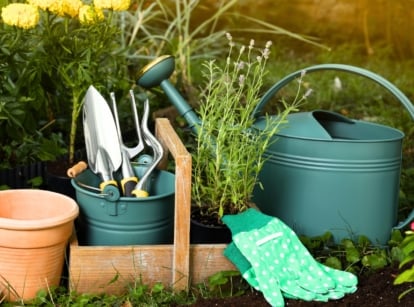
[[0, 189, 79, 301]]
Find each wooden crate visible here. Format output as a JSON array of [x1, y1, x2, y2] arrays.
[[69, 118, 235, 295]]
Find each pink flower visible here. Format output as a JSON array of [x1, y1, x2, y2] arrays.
[[410, 221, 414, 231]]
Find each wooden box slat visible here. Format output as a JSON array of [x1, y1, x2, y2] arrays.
[[70, 239, 234, 294]]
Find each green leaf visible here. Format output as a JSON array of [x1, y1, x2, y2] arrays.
[[208, 270, 239, 287], [389, 230, 404, 246], [394, 265, 414, 284], [357, 235, 371, 247], [401, 239, 414, 255], [341, 238, 355, 249], [324, 256, 342, 270], [108, 272, 119, 285], [397, 286, 414, 301], [399, 253, 414, 268], [151, 283, 164, 293], [208, 271, 229, 287], [390, 246, 405, 263], [27, 176, 43, 188], [345, 246, 360, 263], [361, 254, 388, 270]]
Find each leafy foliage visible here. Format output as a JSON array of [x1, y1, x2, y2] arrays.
[[0, 22, 63, 168], [1, 1, 132, 166], [300, 230, 404, 276], [393, 227, 414, 300]]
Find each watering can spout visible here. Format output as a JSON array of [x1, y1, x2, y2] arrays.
[[136, 55, 201, 134], [158, 79, 201, 133]]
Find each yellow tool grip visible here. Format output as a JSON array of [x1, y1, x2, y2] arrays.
[[99, 180, 118, 191], [132, 189, 149, 198], [120, 177, 138, 196]]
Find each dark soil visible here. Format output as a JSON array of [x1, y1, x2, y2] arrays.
[[187, 266, 414, 307]]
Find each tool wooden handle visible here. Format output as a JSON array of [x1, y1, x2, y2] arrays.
[[67, 161, 88, 178]]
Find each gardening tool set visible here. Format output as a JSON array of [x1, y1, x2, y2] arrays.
[[66, 54, 414, 304], [71, 85, 164, 199]]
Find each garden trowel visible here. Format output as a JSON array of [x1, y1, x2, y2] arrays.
[[83, 85, 122, 195]]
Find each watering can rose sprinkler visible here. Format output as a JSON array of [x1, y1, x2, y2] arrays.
[[136, 55, 202, 135], [137, 55, 414, 236]]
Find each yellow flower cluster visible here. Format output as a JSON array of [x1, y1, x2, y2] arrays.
[[1, 3, 39, 29], [94, 0, 131, 11], [28, 0, 82, 18], [79, 5, 104, 25], [1, 0, 131, 29]]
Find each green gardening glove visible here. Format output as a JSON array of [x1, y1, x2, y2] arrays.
[[223, 209, 358, 306], [224, 242, 260, 289]]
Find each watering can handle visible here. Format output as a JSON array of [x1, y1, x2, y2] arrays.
[[252, 63, 414, 120]]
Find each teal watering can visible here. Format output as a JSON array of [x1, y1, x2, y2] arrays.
[[136, 56, 414, 245]]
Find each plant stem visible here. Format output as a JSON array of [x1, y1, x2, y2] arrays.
[[68, 89, 82, 165]]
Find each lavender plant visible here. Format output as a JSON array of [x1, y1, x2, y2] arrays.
[[191, 33, 309, 221]]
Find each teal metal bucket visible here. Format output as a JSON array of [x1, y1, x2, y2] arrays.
[[71, 168, 175, 246], [252, 64, 414, 245]]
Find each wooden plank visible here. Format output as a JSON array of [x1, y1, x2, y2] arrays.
[[189, 244, 235, 284], [69, 242, 175, 295], [69, 240, 235, 295]]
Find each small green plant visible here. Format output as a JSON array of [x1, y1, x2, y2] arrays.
[[300, 231, 398, 276], [191, 33, 305, 221], [205, 270, 245, 298], [394, 222, 414, 300]]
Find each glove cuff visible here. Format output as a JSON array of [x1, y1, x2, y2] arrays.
[[224, 242, 251, 274], [222, 208, 273, 236]]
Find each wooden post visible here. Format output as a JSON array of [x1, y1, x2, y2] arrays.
[[155, 118, 191, 291]]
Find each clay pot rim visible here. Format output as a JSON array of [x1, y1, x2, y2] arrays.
[[0, 189, 79, 230]]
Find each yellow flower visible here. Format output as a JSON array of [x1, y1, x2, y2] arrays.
[[94, 0, 131, 11], [27, 0, 55, 11], [1, 3, 40, 29], [28, 0, 83, 18], [79, 5, 104, 25]]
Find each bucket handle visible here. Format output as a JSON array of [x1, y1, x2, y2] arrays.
[[253, 63, 414, 230], [252, 63, 414, 120]]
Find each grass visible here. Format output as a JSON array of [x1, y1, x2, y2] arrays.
[[0, 271, 249, 306]]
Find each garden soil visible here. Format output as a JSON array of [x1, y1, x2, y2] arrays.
[[183, 266, 414, 307]]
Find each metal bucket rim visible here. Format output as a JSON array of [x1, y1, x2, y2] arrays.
[[71, 170, 175, 202]]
